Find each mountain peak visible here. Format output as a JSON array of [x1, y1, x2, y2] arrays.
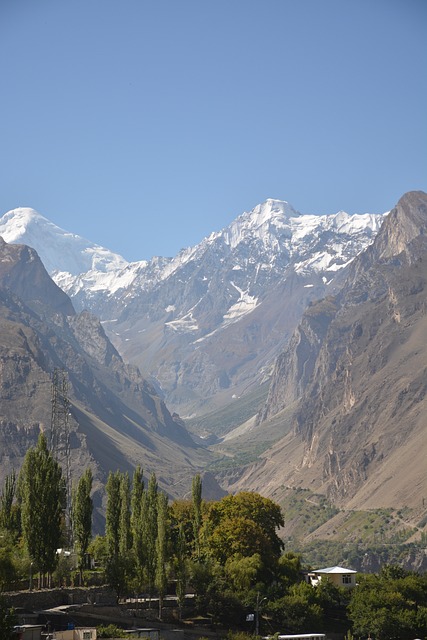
[[0, 233, 75, 317], [395, 190, 427, 231], [0, 207, 128, 276], [218, 198, 299, 250], [0, 207, 45, 236], [248, 198, 300, 222], [373, 190, 427, 260]]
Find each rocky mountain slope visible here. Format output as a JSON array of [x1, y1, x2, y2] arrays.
[[0, 237, 214, 526], [221, 191, 427, 521], [0, 191, 425, 547], [0, 201, 384, 418]]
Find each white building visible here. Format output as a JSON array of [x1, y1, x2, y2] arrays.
[[51, 628, 96, 640], [307, 565, 357, 588]]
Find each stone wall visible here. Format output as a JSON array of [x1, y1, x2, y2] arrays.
[[2, 586, 116, 610]]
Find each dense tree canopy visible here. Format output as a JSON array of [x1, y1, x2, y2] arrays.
[[155, 491, 169, 618], [348, 567, 427, 640], [72, 467, 93, 583], [268, 581, 324, 632], [0, 596, 16, 640], [0, 472, 19, 536], [203, 491, 284, 576], [206, 491, 284, 554], [4, 458, 426, 639], [192, 474, 202, 560], [19, 433, 65, 585]]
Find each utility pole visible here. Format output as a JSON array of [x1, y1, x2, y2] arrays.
[[255, 592, 267, 636], [50, 369, 73, 546]]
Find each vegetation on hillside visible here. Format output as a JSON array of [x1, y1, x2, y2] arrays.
[[272, 487, 426, 572]]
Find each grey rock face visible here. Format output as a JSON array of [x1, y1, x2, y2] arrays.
[[247, 191, 427, 508]]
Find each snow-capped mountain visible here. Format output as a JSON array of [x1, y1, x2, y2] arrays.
[[0, 230, 212, 517], [227, 191, 427, 518], [0, 207, 143, 309], [0, 199, 386, 418], [0, 207, 129, 276]]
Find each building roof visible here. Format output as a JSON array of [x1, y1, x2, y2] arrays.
[[313, 566, 357, 574]]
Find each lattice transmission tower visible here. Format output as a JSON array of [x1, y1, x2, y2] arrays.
[[50, 368, 73, 546]]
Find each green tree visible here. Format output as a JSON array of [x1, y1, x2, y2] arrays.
[[204, 492, 284, 573], [0, 550, 16, 592], [105, 471, 126, 598], [53, 552, 71, 588], [208, 515, 273, 567], [175, 522, 187, 619], [0, 471, 20, 537], [105, 471, 121, 561], [188, 557, 216, 612], [155, 491, 169, 618], [72, 467, 93, 585], [348, 569, 427, 640], [203, 561, 245, 627], [131, 466, 145, 592], [20, 433, 65, 587], [119, 472, 131, 556], [170, 498, 195, 551], [277, 552, 302, 589], [225, 552, 262, 594], [192, 474, 202, 560], [142, 473, 158, 598], [0, 596, 16, 640], [268, 581, 323, 632], [208, 492, 284, 550], [97, 624, 127, 638], [88, 534, 108, 569]]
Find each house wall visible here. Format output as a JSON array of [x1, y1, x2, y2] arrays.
[[19, 628, 43, 640], [320, 573, 356, 588], [52, 630, 96, 640]]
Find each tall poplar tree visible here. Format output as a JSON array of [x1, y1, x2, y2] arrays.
[[119, 472, 131, 556], [142, 472, 158, 598], [105, 470, 127, 597], [131, 466, 145, 588], [105, 471, 121, 561], [155, 491, 169, 619], [71, 467, 93, 584], [192, 474, 202, 560], [0, 471, 19, 536], [175, 522, 187, 620], [20, 433, 65, 587]]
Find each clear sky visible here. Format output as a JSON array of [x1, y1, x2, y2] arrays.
[[1, 0, 426, 262]]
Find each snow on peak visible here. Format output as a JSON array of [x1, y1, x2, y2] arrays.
[[0, 207, 129, 276], [212, 198, 299, 250], [330, 210, 383, 234], [0, 199, 385, 316]]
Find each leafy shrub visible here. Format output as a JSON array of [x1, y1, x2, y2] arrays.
[[97, 624, 127, 638]]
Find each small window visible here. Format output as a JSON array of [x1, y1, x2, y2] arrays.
[[83, 632, 91, 640], [342, 574, 352, 584]]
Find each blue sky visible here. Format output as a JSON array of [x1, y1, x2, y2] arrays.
[[1, 0, 426, 261]]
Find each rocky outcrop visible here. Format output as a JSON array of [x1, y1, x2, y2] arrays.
[[1, 201, 384, 418], [0, 237, 75, 317], [233, 191, 427, 512], [257, 296, 338, 424], [0, 237, 211, 522]]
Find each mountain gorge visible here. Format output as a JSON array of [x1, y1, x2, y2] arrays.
[[0, 200, 384, 419], [222, 191, 426, 526], [0, 237, 213, 527], [0, 191, 425, 549]]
